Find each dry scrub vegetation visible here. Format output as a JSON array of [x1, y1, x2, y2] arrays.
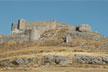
[[0, 39, 108, 72], [0, 28, 108, 72]]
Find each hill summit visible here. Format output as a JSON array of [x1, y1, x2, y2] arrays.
[[0, 19, 108, 72], [0, 19, 107, 44]]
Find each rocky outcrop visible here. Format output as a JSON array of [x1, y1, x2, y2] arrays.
[[12, 57, 37, 66], [12, 58, 25, 65], [38, 56, 72, 66], [66, 30, 104, 41], [1, 55, 108, 67], [0, 34, 29, 44], [73, 56, 108, 64]]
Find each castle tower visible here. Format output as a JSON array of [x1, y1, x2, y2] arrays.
[[11, 23, 18, 32], [29, 27, 40, 42], [11, 22, 14, 31], [50, 19, 56, 30], [18, 19, 26, 30]]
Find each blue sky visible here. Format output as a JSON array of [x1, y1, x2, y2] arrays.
[[0, 0, 108, 36]]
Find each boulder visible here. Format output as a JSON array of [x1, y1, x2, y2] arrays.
[[0, 61, 9, 67], [12, 58, 24, 65], [102, 56, 108, 64], [28, 58, 36, 63], [23, 57, 29, 64], [5, 67, 12, 70], [12, 57, 37, 66], [54, 56, 72, 65]]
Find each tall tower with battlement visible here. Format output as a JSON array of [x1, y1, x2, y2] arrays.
[[18, 19, 26, 30]]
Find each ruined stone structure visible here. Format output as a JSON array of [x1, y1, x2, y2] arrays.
[[64, 35, 72, 43], [75, 24, 92, 32], [11, 19, 57, 42], [11, 19, 56, 34], [1, 19, 102, 44]]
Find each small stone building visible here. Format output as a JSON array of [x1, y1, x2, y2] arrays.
[[75, 24, 92, 32]]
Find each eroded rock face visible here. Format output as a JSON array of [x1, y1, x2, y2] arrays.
[[76, 24, 92, 32], [66, 30, 104, 40], [73, 56, 108, 64], [12, 58, 25, 65], [12, 57, 37, 66], [1, 56, 108, 67], [0, 61, 9, 67], [38, 56, 72, 66], [102, 56, 108, 64]]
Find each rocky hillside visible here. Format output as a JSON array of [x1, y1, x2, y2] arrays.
[[0, 22, 108, 72]]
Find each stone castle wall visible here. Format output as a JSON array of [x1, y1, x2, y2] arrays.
[[11, 23, 18, 31], [11, 19, 56, 34], [10, 19, 57, 42], [0, 34, 29, 44]]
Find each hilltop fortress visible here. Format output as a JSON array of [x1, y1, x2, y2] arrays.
[[11, 19, 73, 42], [0, 18, 107, 44], [1, 19, 108, 72]]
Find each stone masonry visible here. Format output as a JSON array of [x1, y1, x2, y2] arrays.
[[75, 24, 92, 32], [0, 19, 98, 44], [11, 19, 57, 42], [29, 27, 40, 42], [11, 19, 56, 34]]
